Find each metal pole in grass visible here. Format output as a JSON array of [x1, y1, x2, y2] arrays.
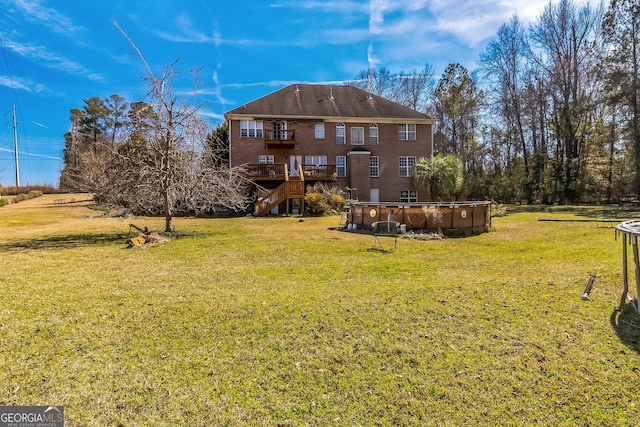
[[622, 232, 629, 309], [12, 104, 20, 188], [582, 269, 597, 300], [633, 235, 640, 312]]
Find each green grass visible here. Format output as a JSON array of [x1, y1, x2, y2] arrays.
[[2, 195, 640, 425]]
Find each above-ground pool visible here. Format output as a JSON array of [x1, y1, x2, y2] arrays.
[[342, 201, 492, 236]]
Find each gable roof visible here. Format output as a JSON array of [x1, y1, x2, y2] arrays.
[[225, 84, 434, 123]]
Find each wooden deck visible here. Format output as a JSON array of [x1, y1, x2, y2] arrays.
[[248, 163, 337, 216]]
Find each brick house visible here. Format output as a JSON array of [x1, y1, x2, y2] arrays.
[[224, 84, 436, 215]]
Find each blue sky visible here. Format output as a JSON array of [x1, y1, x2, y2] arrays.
[[0, 0, 594, 187]]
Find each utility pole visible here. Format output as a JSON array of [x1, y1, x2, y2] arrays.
[[12, 104, 19, 188]]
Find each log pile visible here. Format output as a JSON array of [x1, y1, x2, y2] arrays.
[[127, 223, 167, 248]]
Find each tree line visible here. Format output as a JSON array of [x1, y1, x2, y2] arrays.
[[350, 0, 640, 204]]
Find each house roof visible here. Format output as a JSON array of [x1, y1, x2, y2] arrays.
[[224, 84, 435, 123]]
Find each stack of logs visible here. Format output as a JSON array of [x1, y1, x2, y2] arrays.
[[128, 223, 163, 247]]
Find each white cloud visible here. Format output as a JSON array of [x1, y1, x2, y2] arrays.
[[320, 28, 370, 45], [200, 65, 232, 110], [32, 121, 49, 129], [154, 14, 217, 44], [270, 0, 368, 13], [2, 38, 103, 81], [364, 0, 494, 47], [213, 27, 223, 49], [360, 0, 599, 75], [2, 0, 82, 36], [426, 0, 598, 47], [154, 30, 213, 44], [200, 109, 226, 123], [0, 75, 48, 93], [160, 27, 280, 48], [369, 0, 389, 34]]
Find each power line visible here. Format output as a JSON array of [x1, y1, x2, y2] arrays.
[[0, 34, 20, 108], [0, 34, 33, 184]]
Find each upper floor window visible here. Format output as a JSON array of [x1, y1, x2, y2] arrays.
[[398, 124, 416, 140], [336, 156, 346, 177], [241, 120, 263, 138], [400, 190, 418, 203], [399, 156, 416, 177], [351, 127, 364, 145], [336, 123, 345, 145], [370, 156, 379, 177], [315, 123, 325, 139], [369, 124, 378, 145]]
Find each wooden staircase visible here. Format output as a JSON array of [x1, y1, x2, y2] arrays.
[[254, 165, 305, 216]]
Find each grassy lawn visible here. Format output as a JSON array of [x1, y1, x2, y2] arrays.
[[1, 195, 640, 425]]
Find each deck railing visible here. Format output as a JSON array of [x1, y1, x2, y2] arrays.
[[301, 164, 337, 179], [245, 163, 287, 179], [245, 163, 336, 180], [264, 129, 296, 141]]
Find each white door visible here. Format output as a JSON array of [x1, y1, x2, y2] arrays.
[[370, 189, 379, 203], [290, 155, 302, 177]]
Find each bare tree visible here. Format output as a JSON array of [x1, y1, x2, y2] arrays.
[[348, 67, 395, 97], [479, 16, 531, 183], [346, 64, 435, 112], [529, 0, 603, 202], [112, 21, 252, 231], [58, 23, 254, 227], [396, 64, 436, 112]]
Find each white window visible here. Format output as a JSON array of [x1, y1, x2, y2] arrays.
[[336, 123, 345, 145], [258, 155, 274, 164], [336, 156, 346, 177], [304, 155, 328, 176], [369, 124, 378, 145], [241, 120, 263, 138], [400, 190, 418, 203], [370, 156, 379, 177], [399, 156, 416, 177], [398, 123, 416, 140], [351, 127, 364, 145], [305, 155, 327, 165], [315, 123, 325, 139]]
